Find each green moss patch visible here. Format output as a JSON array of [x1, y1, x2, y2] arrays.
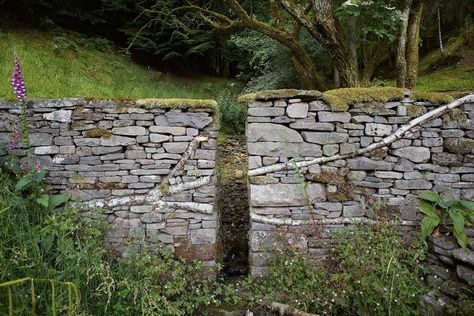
[[411, 91, 453, 104], [84, 128, 112, 138], [238, 89, 322, 102], [323, 87, 405, 112], [134, 98, 217, 112], [406, 105, 427, 117]]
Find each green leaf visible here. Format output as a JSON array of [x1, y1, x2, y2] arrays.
[[420, 216, 439, 241], [449, 209, 469, 248], [41, 234, 55, 253], [418, 201, 438, 218], [418, 192, 441, 203], [48, 194, 71, 210], [36, 194, 50, 208], [458, 200, 474, 211], [15, 177, 32, 191]]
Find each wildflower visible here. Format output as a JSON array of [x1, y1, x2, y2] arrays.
[[35, 160, 42, 173], [11, 53, 27, 102], [9, 129, 20, 149]]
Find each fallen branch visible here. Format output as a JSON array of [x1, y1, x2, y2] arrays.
[[251, 213, 416, 226], [85, 176, 212, 210], [155, 201, 214, 214], [248, 94, 474, 176], [256, 300, 318, 316], [163, 133, 209, 184]]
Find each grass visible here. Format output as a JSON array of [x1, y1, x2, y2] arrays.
[[415, 26, 474, 93], [0, 28, 241, 100]]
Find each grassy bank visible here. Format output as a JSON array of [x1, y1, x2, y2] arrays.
[[0, 29, 240, 100]]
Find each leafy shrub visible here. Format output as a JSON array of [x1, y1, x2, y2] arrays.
[[243, 223, 427, 315], [217, 94, 246, 134], [418, 191, 474, 248]]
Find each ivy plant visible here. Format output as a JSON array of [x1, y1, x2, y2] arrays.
[[418, 192, 474, 248]]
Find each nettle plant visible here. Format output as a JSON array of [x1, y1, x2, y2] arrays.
[[418, 192, 474, 248]]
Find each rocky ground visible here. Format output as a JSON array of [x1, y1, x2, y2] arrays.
[[217, 134, 250, 277]]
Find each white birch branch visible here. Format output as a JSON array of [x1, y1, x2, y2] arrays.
[[251, 213, 416, 226], [84, 176, 212, 210], [163, 133, 209, 184], [249, 94, 474, 176], [156, 201, 214, 214]]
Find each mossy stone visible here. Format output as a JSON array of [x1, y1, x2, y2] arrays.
[[84, 128, 112, 139], [322, 87, 405, 112], [406, 105, 427, 117], [238, 89, 322, 102], [411, 91, 453, 104]]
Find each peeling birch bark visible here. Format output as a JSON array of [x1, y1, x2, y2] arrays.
[[251, 213, 416, 227], [248, 94, 474, 177], [155, 201, 214, 214], [84, 176, 212, 210], [256, 300, 317, 316], [163, 133, 209, 184]]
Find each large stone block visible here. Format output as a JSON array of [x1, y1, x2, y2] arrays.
[[302, 132, 348, 145], [365, 123, 392, 136], [286, 102, 308, 118], [43, 110, 72, 123], [394, 179, 432, 190], [247, 142, 322, 157], [190, 228, 216, 244], [112, 126, 146, 136], [149, 126, 186, 135], [393, 147, 430, 163], [166, 112, 213, 128], [347, 157, 392, 171], [248, 107, 285, 117], [318, 111, 351, 123], [250, 183, 325, 207], [100, 135, 136, 146], [247, 123, 303, 142]]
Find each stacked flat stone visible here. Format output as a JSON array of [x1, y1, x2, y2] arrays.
[[0, 98, 218, 265], [420, 234, 474, 313], [245, 91, 474, 276]]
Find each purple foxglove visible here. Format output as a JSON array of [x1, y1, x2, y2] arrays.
[[11, 54, 27, 102], [9, 129, 21, 149], [35, 160, 42, 173]]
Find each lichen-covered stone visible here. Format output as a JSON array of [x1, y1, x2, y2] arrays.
[[247, 123, 303, 142]]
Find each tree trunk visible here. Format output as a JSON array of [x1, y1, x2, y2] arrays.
[[225, 0, 327, 91], [291, 55, 325, 90], [333, 65, 341, 88], [437, 0, 445, 56], [311, 0, 360, 87], [347, 15, 358, 72], [405, 0, 425, 89], [396, 0, 413, 88]]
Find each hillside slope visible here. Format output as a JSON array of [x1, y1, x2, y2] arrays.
[[416, 26, 474, 93], [0, 29, 238, 100]]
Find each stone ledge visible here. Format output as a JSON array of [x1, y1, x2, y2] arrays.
[[238, 89, 322, 102]]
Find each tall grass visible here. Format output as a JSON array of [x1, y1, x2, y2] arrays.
[[0, 29, 240, 100]]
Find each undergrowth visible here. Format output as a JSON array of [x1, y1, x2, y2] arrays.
[[242, 223, 427, 315], [0, 143, 225, 315]]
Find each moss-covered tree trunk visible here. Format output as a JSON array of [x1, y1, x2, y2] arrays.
[[396, 0, 413, 88], [405, 0, 425, 89]]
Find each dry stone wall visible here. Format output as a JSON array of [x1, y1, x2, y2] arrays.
[[245, 90, 474, 276], [0, 98, 219, 265]]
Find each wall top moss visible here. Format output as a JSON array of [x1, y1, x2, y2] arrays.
[[239, 87, 456, 112], [0, 98, 218, 113], [238, 89, 323, 102]]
